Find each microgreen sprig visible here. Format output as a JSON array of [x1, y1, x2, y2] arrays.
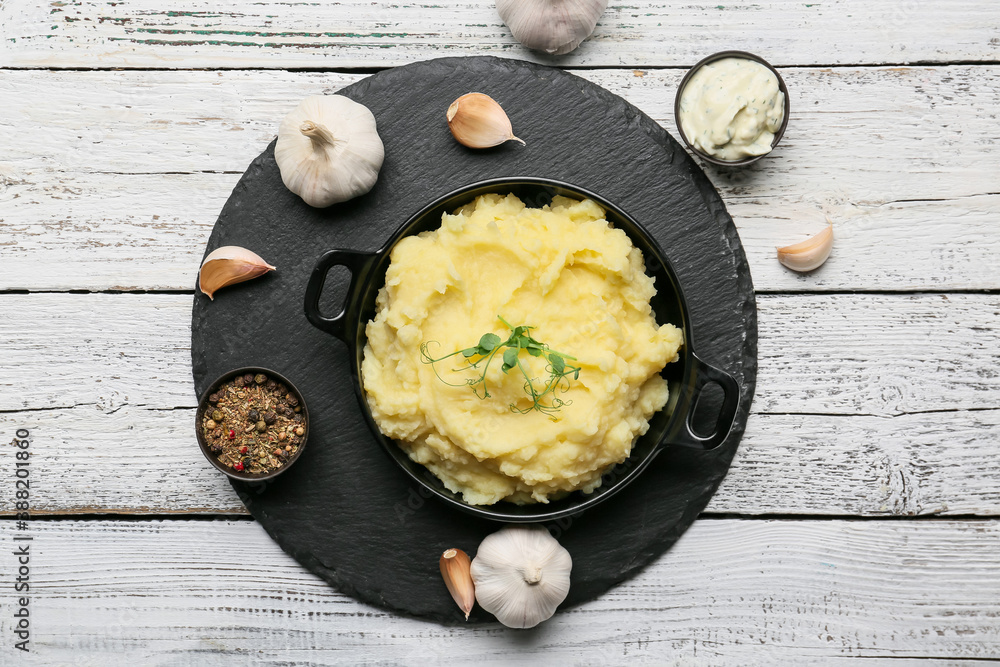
[[419, 316, 581, 418]]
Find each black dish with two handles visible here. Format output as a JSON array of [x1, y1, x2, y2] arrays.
[[304, 177, 739, 523]]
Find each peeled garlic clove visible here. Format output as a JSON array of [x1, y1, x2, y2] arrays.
[[198, 246, 276, 300], [447, 93, 525, 149], [440, 548, 476, 620], [497, 0, 609, 55], [777, 225, 834, 272]]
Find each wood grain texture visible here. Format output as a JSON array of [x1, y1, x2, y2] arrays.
[[756, 294, 1000, 416], [0, 518, 997, 663], [0, 293, 997, 516], [1, 0, 997, 658], [3, 405, 999, 517], [2, 66, 998, 292], [2, 0, 998, 69], [3, 292, 997, 415]]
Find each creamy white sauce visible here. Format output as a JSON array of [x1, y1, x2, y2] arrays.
[[679, 57, 785, 161]]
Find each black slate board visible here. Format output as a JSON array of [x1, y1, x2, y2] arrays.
[[191, 56, 757, 624]]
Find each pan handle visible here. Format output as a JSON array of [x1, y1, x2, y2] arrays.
[[304, 249, 377, 343], [669, 353, 740, 451]]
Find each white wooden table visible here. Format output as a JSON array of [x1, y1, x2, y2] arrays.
[[2, 2, 999, 663]]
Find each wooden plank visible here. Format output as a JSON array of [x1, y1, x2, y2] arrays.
[[0, 294, 195, 413], [0, 518, 996, 662], [2, 66, 999, 292], [1, 293, 998, 516], [0, 172, 231, 292], [2, 0, 998, 68], [755, 293, 1000, 417], [5, 171, 998, 293], [722, 410, 1000, 517], [3, 293, 998, 416], [3, 405, 999, 517]]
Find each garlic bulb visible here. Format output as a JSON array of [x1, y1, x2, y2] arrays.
[[470, 525, 572, 629], [198, 246, 276, 300], [496, 0, 609, 55], [447, 93, 524, 149], [777, 224, 834, 272], [274, 95, 385, 208]]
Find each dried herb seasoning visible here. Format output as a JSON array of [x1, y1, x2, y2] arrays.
[[201, 372, 306, 475]]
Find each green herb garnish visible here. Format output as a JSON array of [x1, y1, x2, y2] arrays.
[[419, 316, 581, 418]]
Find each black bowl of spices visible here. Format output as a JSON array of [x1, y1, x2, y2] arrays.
[[195, 367, 309, 481]]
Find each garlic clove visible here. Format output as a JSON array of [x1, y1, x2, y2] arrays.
[[439, 548, 476, 620], [777, 224, 834, 272], [198, 246, 276, 300], [496, 0, 609, 55], [447, 93, 525, 149]]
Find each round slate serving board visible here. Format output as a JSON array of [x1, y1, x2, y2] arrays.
[[191, 56, 757, 624]]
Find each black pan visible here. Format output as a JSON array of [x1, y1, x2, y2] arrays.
[[304, 177, 739, 523]]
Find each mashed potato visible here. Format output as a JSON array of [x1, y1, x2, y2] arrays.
[[361, 193, 683, 505]]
